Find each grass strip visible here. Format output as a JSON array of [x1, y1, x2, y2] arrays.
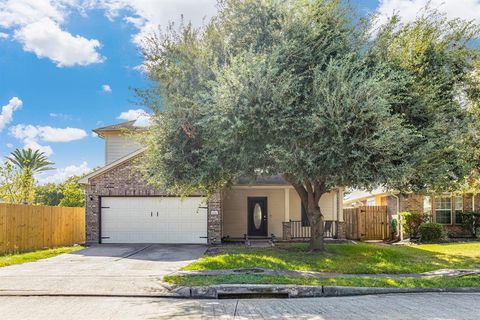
[[0, 246, 83, 268], [164, 274, 480, 288]]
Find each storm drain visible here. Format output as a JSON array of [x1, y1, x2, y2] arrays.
[[217, 292, 289, 299]]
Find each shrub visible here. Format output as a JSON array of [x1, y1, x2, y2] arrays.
[[419, 223, 444, 242], [390, 218, 398, 236], [401, 212, 430, 238], [460, 211, 480, 238]]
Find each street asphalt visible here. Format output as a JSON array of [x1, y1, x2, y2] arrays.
[[0, 292, 478, 319]]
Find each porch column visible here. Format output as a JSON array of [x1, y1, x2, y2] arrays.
[[284, 187, 290, 221]]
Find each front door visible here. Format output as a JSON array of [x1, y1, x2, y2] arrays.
[[247, 197, 268, 237]]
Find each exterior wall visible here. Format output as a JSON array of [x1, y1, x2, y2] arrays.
[[104, 132, 142, 164], [399, 193, 424, 213], [222, 188, 285, 238], [84, 154, 221, 244], [222, 187, 340, 238]]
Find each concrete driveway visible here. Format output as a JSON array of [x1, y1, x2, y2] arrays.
[[0, 244, 206, 296]]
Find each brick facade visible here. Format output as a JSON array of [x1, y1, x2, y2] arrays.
[[399, 193, 424, 213], [84, 154, 222, 244], [382, 193, 478, 238]]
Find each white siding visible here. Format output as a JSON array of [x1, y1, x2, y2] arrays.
[[105, 134, 142, 164]]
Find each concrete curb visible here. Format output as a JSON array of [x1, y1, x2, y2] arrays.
[[172, 284, 480, 299], [1, 285, 479, 299]]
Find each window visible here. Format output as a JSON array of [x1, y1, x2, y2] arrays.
[[435, 196, 452, 224], [454, 196, 463, 224], [424, 196, 432, 215], [301, 204, 310, 227], [366, 198, 376, 206]]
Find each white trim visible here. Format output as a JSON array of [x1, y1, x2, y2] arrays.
[[78, 148, 146, 185], [284, 188, 290, 222]]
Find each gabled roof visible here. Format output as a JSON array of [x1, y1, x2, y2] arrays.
[[93, 120, 147, 138], [78, 148, 146, 185]]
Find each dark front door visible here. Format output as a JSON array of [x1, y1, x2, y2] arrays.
[[248, 197, 268, 237]]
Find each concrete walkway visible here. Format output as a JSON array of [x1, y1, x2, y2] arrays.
[[173, 267, 480, 279], [0, 293, 478, 319], [0, 244, 206, 296]]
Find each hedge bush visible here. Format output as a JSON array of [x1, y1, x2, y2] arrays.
[[460, 211, 480, 238], [401, 212, 430, 238], [419, 223, 443, 242]]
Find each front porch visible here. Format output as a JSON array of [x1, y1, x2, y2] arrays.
[[220, 185, 345, 242]]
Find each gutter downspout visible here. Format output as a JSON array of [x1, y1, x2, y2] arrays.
[[391, 193, 402, 241]]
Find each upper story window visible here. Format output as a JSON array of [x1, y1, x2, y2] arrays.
[[366, 198, 376, 206]]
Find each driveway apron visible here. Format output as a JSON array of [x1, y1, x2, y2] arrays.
[[0, 244, 206, 296]]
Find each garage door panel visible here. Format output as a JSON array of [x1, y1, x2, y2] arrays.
[[101, 197, 207, 244]]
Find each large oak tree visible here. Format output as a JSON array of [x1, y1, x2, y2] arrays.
[[139, 0, 479, 251]]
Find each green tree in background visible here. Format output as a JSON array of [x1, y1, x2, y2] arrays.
[[35, 183, 64, 206], [0, 162, 26, 204], [139, 0, 479, 251], [6, 148, 54, 204], [59, 176, 85, 207], [34, 176, 85, 207], [370, 9, 480, 192]]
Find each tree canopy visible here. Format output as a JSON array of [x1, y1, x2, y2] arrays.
[[139, 0, 480, 250]]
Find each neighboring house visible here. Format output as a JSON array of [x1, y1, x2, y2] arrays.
[[344, 189, 480, 237], [79, 120, 345, 245]]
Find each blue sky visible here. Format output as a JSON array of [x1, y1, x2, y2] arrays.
[[0, 0, 478, 183]]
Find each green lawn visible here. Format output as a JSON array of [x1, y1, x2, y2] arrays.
[[164, 274, 480, 288], [182, 242, 480, 274], [168, 242, 480, 287], [0, 246, 83, 268]]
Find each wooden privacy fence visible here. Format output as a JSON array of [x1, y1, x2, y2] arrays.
[[344, 206, 390, 241], [0, 204, 85, 254]]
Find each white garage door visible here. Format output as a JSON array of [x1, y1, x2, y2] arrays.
[[101, 197, 207, 244]]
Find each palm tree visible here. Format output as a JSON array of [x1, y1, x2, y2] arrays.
[[6, 148, 54, 204], [6, 148, 54, 173]]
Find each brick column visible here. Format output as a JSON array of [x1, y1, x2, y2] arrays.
[[85, 186, 100, 244], [207, 191, 222, 244], [282, 222, 292, 240]]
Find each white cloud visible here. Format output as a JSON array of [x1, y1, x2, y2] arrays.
[[0, 0, 104, 67], [49, 112, 73, 120], [0, 32, 9, 39], [117, 108, 148, 121], [102, 84, 112, 93], [37, 161, 91, 184], [0, 97, 23, 132], [97, 0, 217, 47], [375, 0, 480, 29], [14, 18, 103, 67], [6, 143, 13, 148], [9, 124, 87, 156]]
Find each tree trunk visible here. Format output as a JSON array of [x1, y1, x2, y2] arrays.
[[308, 206, 325, 252], [284, 175, 326, 252]]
